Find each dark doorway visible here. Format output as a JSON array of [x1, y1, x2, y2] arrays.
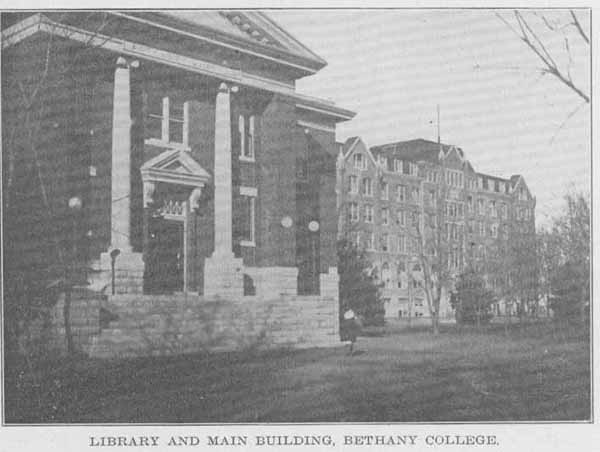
[[144, 216, 184, 294]]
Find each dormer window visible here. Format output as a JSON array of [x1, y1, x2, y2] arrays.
[[239, 115, 255, 160], [354, 153, 367, 170], [147, 96, 189, 147]]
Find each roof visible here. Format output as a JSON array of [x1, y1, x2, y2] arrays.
[[370, 138, 461, 164], [341, 136, 361, 155], [126, 11, 328, 73], [510, 175, 522, 187], [477, 172, 511, 185]]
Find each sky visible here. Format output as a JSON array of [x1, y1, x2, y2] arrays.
[[269, 9, 591, 227]]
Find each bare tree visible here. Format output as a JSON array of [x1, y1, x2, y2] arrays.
[[496, 9, 589, 104], [408, 168, 453, 335], [3, 12, 112, 354]]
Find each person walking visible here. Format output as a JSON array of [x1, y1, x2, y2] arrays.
[[341, 308, 361, 355]]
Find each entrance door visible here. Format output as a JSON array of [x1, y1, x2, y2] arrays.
[[144, 216, 184, 294]]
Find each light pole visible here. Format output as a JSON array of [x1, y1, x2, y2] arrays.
[[308, 220, 320, 294], [65, 195, 82, 355]]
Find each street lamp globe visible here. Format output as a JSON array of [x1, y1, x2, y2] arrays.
[[308, 220, 319, 232], [68, 196, 82, 210]]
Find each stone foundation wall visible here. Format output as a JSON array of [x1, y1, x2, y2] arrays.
[[41, 291, 340, 359]]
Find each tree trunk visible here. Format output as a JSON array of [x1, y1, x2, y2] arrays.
[[63, 284, 74, 355]]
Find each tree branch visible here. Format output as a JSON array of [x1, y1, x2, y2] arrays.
[[570, 10, 589, 44], [497, 10, 590, 104]]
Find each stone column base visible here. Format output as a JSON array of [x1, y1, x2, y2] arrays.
[[320, 266, 339, 299], [88, 251, 144, 295], [244, 266, 299, 298], [320, 266, 340, 336], [203, 255, 244, 298]]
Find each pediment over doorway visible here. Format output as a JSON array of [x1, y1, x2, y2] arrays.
[[141, 149, 210, 187]]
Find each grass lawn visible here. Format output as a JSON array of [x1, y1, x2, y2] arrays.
[[4, 321, 590, 423]]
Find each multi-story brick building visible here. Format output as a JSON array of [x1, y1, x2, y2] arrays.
[[2, 11, 354, 299], [336, 137, 536, 319]]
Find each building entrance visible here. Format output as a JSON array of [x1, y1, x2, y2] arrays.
[[144, 215, 184, 294]]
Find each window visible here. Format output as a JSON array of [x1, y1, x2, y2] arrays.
[[518, 187, 526, 201], [428, 189, 436, 206], [380, 181, 389, 200], [397, 210, 406, 226], [240, 194, 256, 245], [349, 175, 358, 194], [477, 198, 484, 215], [398, 234, 406, 253], [381, 262, 392, 287], [394, 159, 403, 173], [381, 234, 389, 252], [489, 200, 497, 217], [411, 187, 420, 203], [397, 261, 405, 288], [362, 178, 373, 197], [428, 213, 437, 229], [296, 158, 308, 180], [408, 162, 418, 176], [468, 220, 474, 234], [478, 221, 485, 236], [239, 115, 256, 159], [478, 176, 484, 189], [349, 202, 359, 222], [354, 153, 367, 170], [446, 169, 463, 188], [381, 208, 389, 226], [366, 233, 375, 250], [147, 96, 188, 145], [499, 202, 507, 219], [467, 195, 473, 213], [377, 155, 387, 168], [396, 185, 406, 202], [428, 170, 438, 183], [409, 211, 419, 228], [364, 205, 374, 223], [491, 223, 498, 238]]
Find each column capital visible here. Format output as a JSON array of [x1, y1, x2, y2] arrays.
[[116, 56, 128, 68], [218, 82, 239, 94], [115, 56, 140, 69]]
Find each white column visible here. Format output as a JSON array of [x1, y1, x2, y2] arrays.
[[212, 82, 234, 258], [111, 56, 132, 252]]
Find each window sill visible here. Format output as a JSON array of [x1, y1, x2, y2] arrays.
[[240, 240, 256, 248], [239, 155, 255, 163], [145, 138, 191, 152]]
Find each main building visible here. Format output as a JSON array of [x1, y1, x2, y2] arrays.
[[336, 137, 536, 319]]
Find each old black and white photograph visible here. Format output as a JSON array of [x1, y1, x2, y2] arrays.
[[0, 6, 592, 438]]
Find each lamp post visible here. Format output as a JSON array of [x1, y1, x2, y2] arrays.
[[308, 220, 320, 294], [64, 196, 82, 355]]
